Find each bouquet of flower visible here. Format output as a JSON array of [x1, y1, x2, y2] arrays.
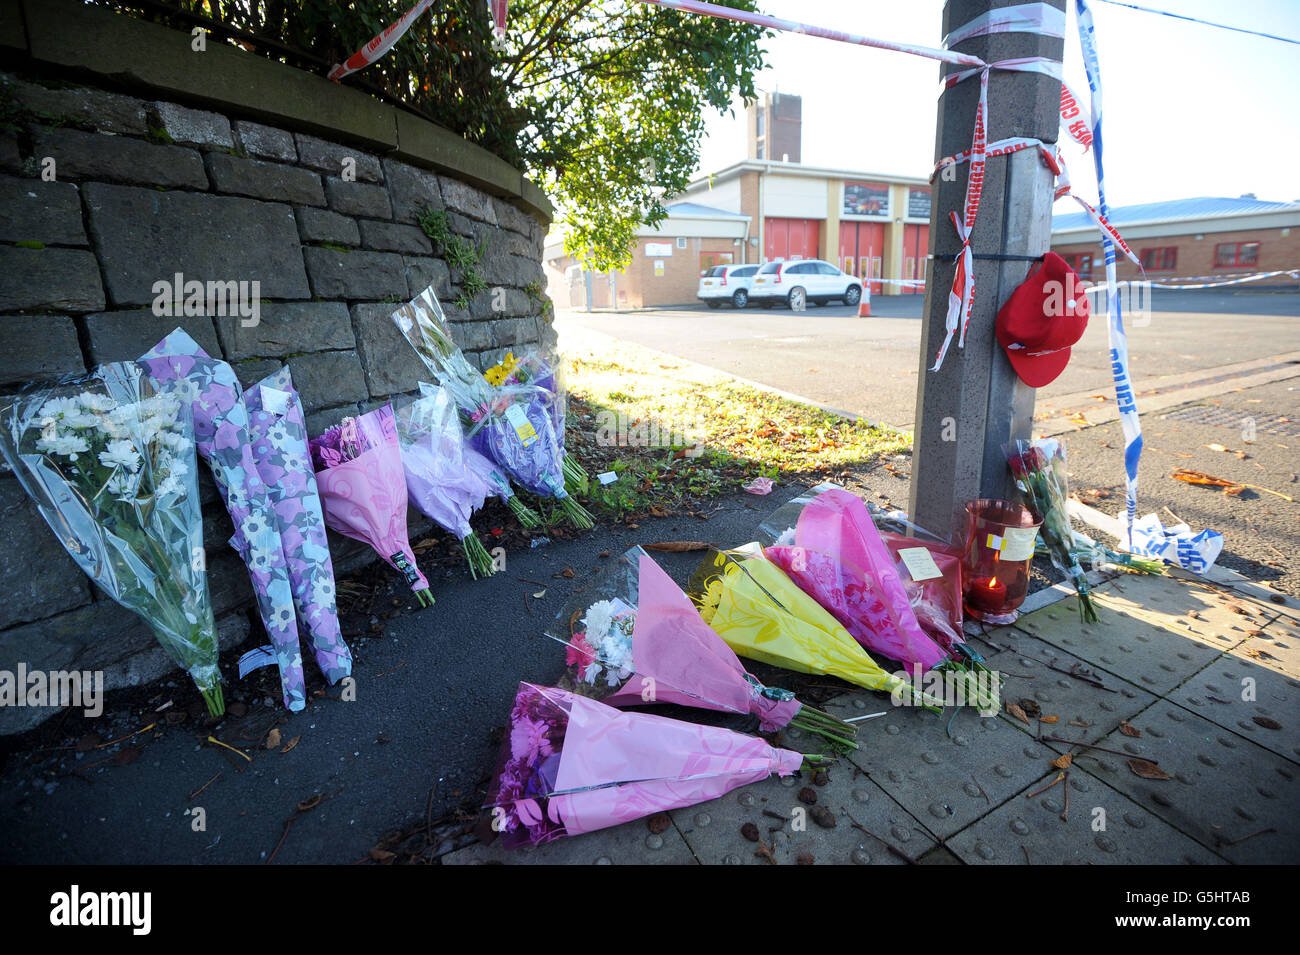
[[420, 381, 541, 528], [391, 285, 593, 529], [243, 367, 354, 690], [395, 385, 496, 578], [759, 485, 997, 711], [0, 363, 223, 715], [140, 331, 353, 713], [310, 405, 433, 607], [1008, 438, 1099, 623], [548, 547, 859, 747], [687, 545, 945, 711], [484, 350, 588, 495], [486, 682, 828, 848]]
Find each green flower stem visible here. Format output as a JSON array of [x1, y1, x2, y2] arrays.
[[790, 716, 860, 750], [507, 495, 541, 528], [462, 532, 496, 580], [800, 754, 836, 771], [414, 586, 435, 608], [559, 495, 594, 530]]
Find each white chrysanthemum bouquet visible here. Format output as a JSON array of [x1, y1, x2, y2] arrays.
[[1, 363, 223, 715]]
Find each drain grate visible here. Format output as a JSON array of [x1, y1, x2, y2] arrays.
[[1162, 405, 1300, 437]]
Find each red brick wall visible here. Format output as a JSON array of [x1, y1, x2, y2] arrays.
[[1052, 225, 1300, 283]]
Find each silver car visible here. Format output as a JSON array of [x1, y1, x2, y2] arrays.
[[697, 263, 760, 309], [749, 259, 864, 310]]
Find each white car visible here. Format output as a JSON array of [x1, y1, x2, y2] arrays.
[[749, 259, 863, 310], [697, 263, 760, 309]]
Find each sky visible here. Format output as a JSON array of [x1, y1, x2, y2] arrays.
[[692, 0, 1300, 212]]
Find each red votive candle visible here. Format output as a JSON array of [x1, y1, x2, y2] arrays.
[[967, 575, 1008, 615]]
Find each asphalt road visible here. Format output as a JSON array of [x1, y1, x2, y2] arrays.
[[559, 289, 1300, 430]]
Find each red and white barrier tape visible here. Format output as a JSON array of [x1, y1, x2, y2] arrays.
[[329, 0, 509, 81], [328, 0, 436, 82]]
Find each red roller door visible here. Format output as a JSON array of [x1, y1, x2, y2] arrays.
[[839, 221, 885, 294], [902, 224, 929, 295], [765, 217, 821, 262]]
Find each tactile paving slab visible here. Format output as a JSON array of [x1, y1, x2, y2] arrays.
[[669, 763, 935, 865], [981, 629, 1159, 750], [1077, 703, 1300, 864], [1170, 652, 1300, 765], [946, 769, 1223, 865], [1016, 595, 1228, 697], [441, 814, 698, 865], [1097, 573, 1277, 642], [1231, 626, 1300, 681], [823, 690, 1059, 840]]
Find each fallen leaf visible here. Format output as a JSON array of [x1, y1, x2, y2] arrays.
[[265, 728, 282, 750], [1051, 753, 1073, 769], [1206, 443, 1231, 453], [297, 793, 323, 812], [1127, 758, 1172, 780], [280, 735, 301, 754], [369, 848, 396, 862], [1039, 715, 1059, 724], [1252, 716, 1282, 730], [1006, 702, 1031, 725], [1018, 698, 1042, 719], [645, 541, 712, 552], [1068, 720, 1091, 728], [1119, 720, 1142, 738], [532, 589, 547, 599]]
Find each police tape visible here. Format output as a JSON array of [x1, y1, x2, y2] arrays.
[[329, 0, 509, 81], [1147, 270, 1300, 290]]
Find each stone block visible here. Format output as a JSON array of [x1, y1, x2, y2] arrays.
[[32, 127, 207, 189], [0, 173, 86, 245], [302, 247, 406, 300], [215, 301, 354, 361], [324, 177, 391, 219], [293, 206, 359, 246], [0, 313, 83, 385], [205, 152, 324, 206], [83, 183, 310, 305], [0, 246, 104, 312], [233, 120, 297, 162]]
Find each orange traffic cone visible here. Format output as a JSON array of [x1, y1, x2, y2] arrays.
[[858, 285, 871, 317]]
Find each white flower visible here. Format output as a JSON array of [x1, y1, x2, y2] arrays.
[[61, 410, 100, 430], [99, 439, 142, 473], [167, 457, 189, 480], [107, 470, 140, 501], [580, 600, 618, 643], [158, 430, 192, 454], [80, 393, 116, 413], [155, 474, 183, 498], [37, 433, 90, 458], [774, 526, 796, 546], [39, 396, 79, 420]]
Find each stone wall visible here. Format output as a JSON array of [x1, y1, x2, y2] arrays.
[[0, 0, 555, 733]]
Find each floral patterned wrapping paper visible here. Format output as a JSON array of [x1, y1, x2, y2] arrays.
[[244, 367, 354, 687], [139, 331, 316, 711]]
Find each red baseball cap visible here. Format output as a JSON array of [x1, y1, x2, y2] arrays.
[[996, 252, 1089, 388]]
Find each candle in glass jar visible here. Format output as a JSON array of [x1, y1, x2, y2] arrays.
[[969, 575, 1007, 613]]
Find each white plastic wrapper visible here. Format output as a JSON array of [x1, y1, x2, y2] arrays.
[[0, 362, 223, 714]]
